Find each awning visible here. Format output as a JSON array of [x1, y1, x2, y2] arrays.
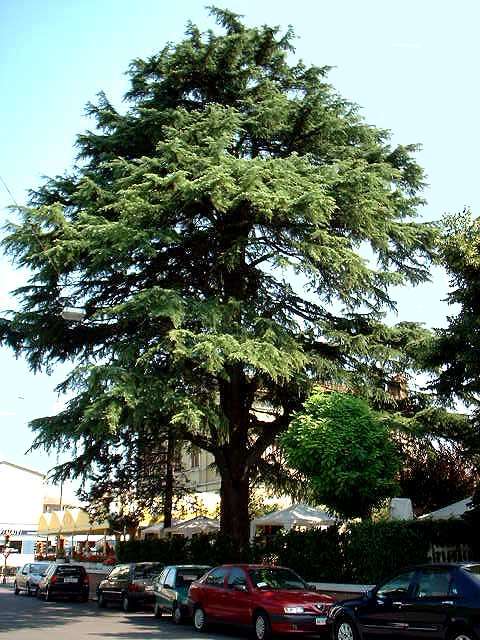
[[37, 508, 110, 535]]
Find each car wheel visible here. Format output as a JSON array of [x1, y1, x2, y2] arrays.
[[98, 592, 107, 608], [336, 619, 357, 640], [122, 595, 132, 612], [45, 589, 52, 602], [13, 582, 19, 595], [448, 631, 476, 640], [26, 582, 32, 597], [172, 604, 183, 624], [154, 602, 162, 618], [254, 611, 271, 640], [193, 605, 208, 632]]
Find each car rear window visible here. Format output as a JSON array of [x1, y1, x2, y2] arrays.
[[134, 564, 163, 579], [55, 566, 85, 577], [176, 567, 209, 586]]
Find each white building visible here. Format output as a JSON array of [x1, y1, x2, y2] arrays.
[[0, 461, 80, 568], [0, 461, 45, 567]]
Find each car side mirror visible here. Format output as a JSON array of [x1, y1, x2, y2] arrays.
[[308, 583, 317, 591], [233, 584, 248, 592]]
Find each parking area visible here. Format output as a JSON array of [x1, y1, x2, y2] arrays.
[[0, 586, 244, 640]]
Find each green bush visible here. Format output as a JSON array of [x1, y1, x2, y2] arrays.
[[115, 519, 474, 584]]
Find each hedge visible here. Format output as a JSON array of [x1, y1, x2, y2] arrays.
[[116, 519, 475, 584]]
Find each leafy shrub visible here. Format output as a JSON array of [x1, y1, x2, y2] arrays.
[[116, 519, 474, 584]]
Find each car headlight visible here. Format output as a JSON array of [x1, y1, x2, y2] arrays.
[[284, 606, 305, 614]]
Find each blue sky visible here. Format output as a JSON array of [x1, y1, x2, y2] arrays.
[[1, 0, 478, 473]]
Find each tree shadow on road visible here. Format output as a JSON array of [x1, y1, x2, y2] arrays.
[[0, 588, 111, 634]]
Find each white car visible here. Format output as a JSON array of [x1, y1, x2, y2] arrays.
[[14, 562, 51, 596]]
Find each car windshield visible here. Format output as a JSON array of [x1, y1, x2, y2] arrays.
[[31, 563, 50, 576], [249, 568, 307, 590], [134, 564, 163, 579], [465, 564, 480, 585]]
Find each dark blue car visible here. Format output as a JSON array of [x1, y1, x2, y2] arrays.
[[327, 563, 480, 640]]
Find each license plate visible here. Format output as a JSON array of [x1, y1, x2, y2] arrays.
[[315, 617, 327, 625], [64, 577, 78, 583]]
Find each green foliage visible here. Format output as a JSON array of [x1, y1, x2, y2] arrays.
[[117, 532, 249, 564], [281, 392, 399, 518], [1, 8, 437, 546], [117, 519, 474, 584], [430, 210, 480, 406]]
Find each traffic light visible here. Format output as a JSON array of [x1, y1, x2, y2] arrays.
[[4, 534, 9, 547]]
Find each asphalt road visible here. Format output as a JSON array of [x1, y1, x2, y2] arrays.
[[0, 586, 244, 640]]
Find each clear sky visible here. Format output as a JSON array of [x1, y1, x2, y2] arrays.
[[1, 0, 478, 473]]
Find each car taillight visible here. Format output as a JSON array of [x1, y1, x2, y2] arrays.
[[128, 583, 144, 592], [50, 575, 57, 584], [83, 576, 89, 585]]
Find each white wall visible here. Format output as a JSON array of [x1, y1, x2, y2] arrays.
[[0, 463, 44, 525]]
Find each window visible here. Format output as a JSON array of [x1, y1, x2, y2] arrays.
[[205, 567, 228, 587], [109, 566, 130, 580], [55, 566, 85, 577], [134, 563, 163, 579], [164, 568, 176, 588], [176, 567, 209, 587], [248, 567, 307, 590], [30, 563, 49, 576], [228, 568, 248, 589], [465, 564, 480, 587], [190, 447, 200, 469], [415, 569, 455, 599], [377, 571, 415, 598]]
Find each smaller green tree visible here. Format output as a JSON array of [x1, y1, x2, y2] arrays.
[[280, 392, 399, 519]]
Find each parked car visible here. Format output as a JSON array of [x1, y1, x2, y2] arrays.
[[14, 562, 51, 596], [327, 562, 480, 640], [36, 564, 89, 602], [188, 564, 333, 640], [97, 562, 163, 612], [153, 564, 211, 623]]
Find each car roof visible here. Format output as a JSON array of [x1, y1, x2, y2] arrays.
[[166, 565, 211, 569], [218, 564, 291, 570], [410, 563, 480, 570]]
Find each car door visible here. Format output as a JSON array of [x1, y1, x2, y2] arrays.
[[202, 567, 229, 620], [399, 567, 465, 639], [160, 568, 177, 612], [225, 567, 252, 625], [356, 570, 416, 638], [154, 568, 170, 610], [18, 564, 29, 590]]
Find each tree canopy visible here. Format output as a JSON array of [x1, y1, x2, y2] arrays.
[[1, 8, 436, 548], [280, 392, 400, 518]]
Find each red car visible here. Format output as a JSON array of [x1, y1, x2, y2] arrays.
[[188, 564, 333, 640]]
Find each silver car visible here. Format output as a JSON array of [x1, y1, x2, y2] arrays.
[[14, 562, 51, 596]]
